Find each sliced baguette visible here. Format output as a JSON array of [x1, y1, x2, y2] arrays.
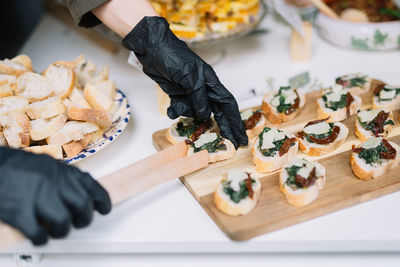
[[262, 91, 306, 124], [74, 57, 109, 87], [24, 144, 63, 159], [279, 158, 326, 207], [42, 63, 75, 99], [241, 109, 267, 140], [252, 136, 299, 173], [166, 118, 217, 145], [0, 55, 32, 76], [336, 75, 372, 96], [0, 75, 17, 97], [298, 122, 349, 156], [372, 95, 400, 111], [29, 114, 67, 141], [16, 72, 54, 102], [69, 87, 91, 108], [350, 140, 400, 180], [84, 83, 112, 111], [0, 111, 30, 148], [47, 121, 99, 145], [94, 80, 116, 99], [214, 171, 261, 216], [0, 96, 29, 115], [355, 110, 394, 142], [25, 96, 65, 119], [316, 94, 361, 122], [188, 138, 235, 163], [62, 134, 92, 158], [67, 105, 112, 129]]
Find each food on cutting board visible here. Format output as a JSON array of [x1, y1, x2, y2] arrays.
[[372, 83, 400, 111], [279, 158, 326, 207], [166, 117, 217, 145], [252, 127, 298, 173], [149, 0, 261, 40], [214, 169, 261, 216], [240, 108, 266, 139], [350, 137, 400, 180], [355, 109, 394, 142], [297, 118, 349, 156], [0, 54, 118, 159], [187, 131, 235, 163], [317, 84, 361, 122], [335, 73, 371, 95], [0, 55, 33, 76], [262, 86, 306, 124]]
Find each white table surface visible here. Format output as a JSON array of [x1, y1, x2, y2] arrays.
[[4, 12, 400, 257]]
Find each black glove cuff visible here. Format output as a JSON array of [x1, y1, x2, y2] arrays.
[[122, 16, 179, 55]]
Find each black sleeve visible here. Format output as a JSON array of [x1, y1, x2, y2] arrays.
[[64, 0, 109, 28]]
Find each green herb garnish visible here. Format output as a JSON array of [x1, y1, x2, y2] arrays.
[[274, 86, 295, 113], [222, 179, 255, 203], [258, 127, 294, 157], [322, 93, 347, 111], [193, 135, 227, 153], [176, 118, 207, 138], [358, 143, 388, 165]]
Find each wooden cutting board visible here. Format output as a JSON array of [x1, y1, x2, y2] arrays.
[[152, 81, 400, 241]]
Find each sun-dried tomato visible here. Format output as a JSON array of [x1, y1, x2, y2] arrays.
[[245, 172, 254, 199], [346, 92, 355, 117], [380, 139, 396, 160], [284, 91, 300, 115], [307, 126, 340, 145], [244, 112, 262, 130], [373, 83, 386, 95], [352, 144, 362, 153], [370, 111, 389, 136], [279, 137, 297, 156], [295, 167, 316, 188]]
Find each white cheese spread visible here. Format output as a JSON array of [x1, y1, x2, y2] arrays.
[[270, 96, 280, 107], [380, 89, 396, 100], [303, 122, 331, 135], [261, 128, 287, 150], [240, 109, 253, 121], [358, 109, 380, 123], [361, 137, 382, 149], [227, 169, 248, 192], [194, 132, 217, 148]]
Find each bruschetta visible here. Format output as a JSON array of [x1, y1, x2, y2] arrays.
[[372, 84, 400, 111], [335, 73, 371, 95], [317, 84, 361, 122], [187, 131, 235, 163], [214, 169, 261, 216], [279, 158, 326, 207], [252, 127, 298, 173], [350, 137, 400, 180], [166, 117, 217, 145], [297, 118, 349, 156], [355, 109, 394, 142], [262, 86, 305, 124], [240, 108, 266, 140]]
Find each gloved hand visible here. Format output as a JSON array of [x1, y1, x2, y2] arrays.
[[0, 147, 111, 245], [122, 16, 248, 148]]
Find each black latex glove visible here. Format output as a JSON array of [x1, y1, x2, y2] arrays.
[[0, 147, 111, 245], [122, 16, 248, 148]]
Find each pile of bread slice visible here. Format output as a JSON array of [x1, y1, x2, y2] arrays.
[[0, 54, 117, 159]]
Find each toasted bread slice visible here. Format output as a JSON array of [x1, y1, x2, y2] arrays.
[[94, 80, 116, 99], [42, 63, 75, 99], [74, 56, 109, 87], [372, 95, 400, 111], [29, 114, 67, 141], [0, 131, 7, 146], [355, 109, 394, 142], [68, 105, 112, 128], [25, 96, 66, 119], [262, 91, 306, 124], [240, 109, 267, 140], [0, 96, 29, 115], [298, 122, 349, 156], [24, 144, 63, 159], [335, 74, 372, 96], [187, 133, 235, 163], [166, 118, 217, 145], [214, 170, 261, 216], [279, 158, 326, 207], [62, 134, 92, 158], [16, 72, 54, 102], [316, 94, 361, 122], [47, 121, 99, 145], [0, 75, 17, 97], [84, 83, 112, 111], [350, 139, 400, 180], [69, 87, 91, 108], [0, 55, 32, 76], [0, 111, 30, 148]]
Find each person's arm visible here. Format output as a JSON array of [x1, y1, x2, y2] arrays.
[[92, 0, 158, 37]]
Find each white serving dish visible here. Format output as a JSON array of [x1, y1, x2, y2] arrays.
[[316, 12, 400, 51]]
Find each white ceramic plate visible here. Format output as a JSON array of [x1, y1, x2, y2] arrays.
[[63, 89, 131, 164]]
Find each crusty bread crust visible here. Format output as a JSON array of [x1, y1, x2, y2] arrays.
[[350, 141, 400, 180], [298, 122, 349, 156], [317, 94, 361, 122], [62, 134, 92, 158], [251, 138, 299, 173], [246, 113, 267, 140], [42, 63, 75, 99], [188, 138, 235, 163], [0, 55, 32, 76], [372, 95, 400, 111], [68, 106, 112, 129], [24, 144, 63, 159], [354, 112, 393, 142], [261, 91, 306, 124], [25, 97, 66, 119], [166, 119, 218, 145], [279, 161, 326, 207], [214, 178, 261, 216]]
